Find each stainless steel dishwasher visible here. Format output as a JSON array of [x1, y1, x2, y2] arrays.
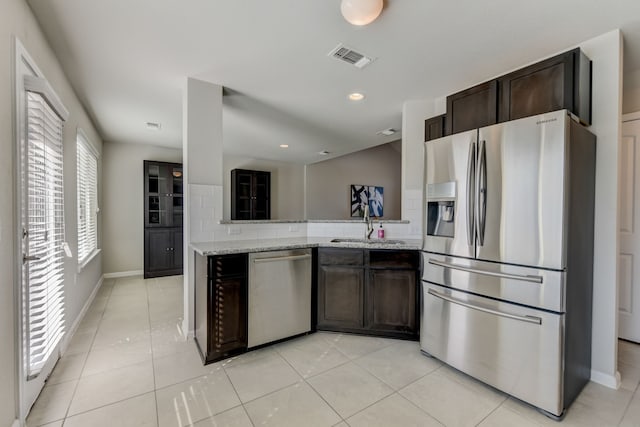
[[248, 248, 312, 348]]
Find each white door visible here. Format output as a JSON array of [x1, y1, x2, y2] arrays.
[[15, 40, 70, 420], [619, 112, 640, 343]]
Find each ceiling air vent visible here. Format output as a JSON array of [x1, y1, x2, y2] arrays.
[[328, 44, 374, 69]]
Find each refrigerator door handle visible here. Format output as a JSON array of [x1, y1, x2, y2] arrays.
[[466, 141, 476, 246], [427, 258, 544, 283], [476, 140, 487, 245], [427, 288, 542, 325]]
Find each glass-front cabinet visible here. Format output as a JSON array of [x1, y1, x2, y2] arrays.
[[144, 160, 183, 278], [145, 162, 183, 228]]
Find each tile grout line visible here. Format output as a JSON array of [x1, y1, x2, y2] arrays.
[[57, 277, 115, 424], [220, 360, 257, 427], [145, 278, 161, 427]]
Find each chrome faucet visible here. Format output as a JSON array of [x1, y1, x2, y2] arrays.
[[363, 205, 374, 240]]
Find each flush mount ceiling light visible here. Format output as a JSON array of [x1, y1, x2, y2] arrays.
[[377, 128, 398, 136], [340, 0, 384, 26], [279, 144, 289, 148], [348, 92, 365, 101]]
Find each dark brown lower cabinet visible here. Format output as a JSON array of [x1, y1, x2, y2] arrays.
[[318, 266, 364, 330], [367, 269, 417, 334], [195, 253, 248, 364], [144, 227, 183, 278], [317, 248, 419, 339]]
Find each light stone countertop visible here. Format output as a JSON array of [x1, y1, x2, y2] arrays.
[[190, 237, 422, 256], [218, 219, 410, 224]]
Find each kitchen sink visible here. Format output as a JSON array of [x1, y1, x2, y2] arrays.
[[330, 238, 406, 245]]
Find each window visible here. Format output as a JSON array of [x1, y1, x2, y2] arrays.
[[22, 76, 69, 378], [76, 130, 99, 266]]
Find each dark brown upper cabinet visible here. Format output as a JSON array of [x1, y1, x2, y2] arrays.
[[424, 114, 446, 142], [445, 80, 498, 135], [231, 169, 271, 220], [498, 48, 591, 125]]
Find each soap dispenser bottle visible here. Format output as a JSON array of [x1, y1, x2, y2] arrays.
[[377, 223, 385, 239]]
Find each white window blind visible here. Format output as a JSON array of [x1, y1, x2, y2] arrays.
[[77, 132, 98, 265], [24, 90, 66, 378]]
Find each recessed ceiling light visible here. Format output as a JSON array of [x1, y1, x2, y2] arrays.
[[319, 150, 331, 155], [146, 121, 161, 131], [348, 92, 365, 101], [279, 144, 289, 148]]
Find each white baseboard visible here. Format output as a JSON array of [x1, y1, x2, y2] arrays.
[[12, 419, 21, 427], [103, 270, 143, 279], [60, 274, 104, 354], [590, 369, 621, 389]]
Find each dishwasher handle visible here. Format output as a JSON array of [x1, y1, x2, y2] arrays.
[[252, 254, 311, 264]]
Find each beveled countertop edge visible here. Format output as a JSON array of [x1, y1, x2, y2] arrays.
[[190, 237, 422, 256]]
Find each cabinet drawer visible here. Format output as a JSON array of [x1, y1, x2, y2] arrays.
[[318, 248, 364, 266], [208, 254, 247, 278], [369, 250, 418, 269]]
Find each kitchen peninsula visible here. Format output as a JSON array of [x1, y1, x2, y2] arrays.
[[191, 237, 421, 364]]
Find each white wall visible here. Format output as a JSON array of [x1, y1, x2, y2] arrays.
[[102, 141, 182, 274], [579, 30, 623, 388], [306, 142, 402, 220], [1, 0, 104, 423], [223, 155, 305, 220]]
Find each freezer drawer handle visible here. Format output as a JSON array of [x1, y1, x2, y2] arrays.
[[428, 259, 543, 284], [253, 254, 311, 263], [427, 288, 542, 325]]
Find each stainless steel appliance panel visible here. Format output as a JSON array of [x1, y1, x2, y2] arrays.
[[476, 111, 568, 270], [423, 129, 477, 259], [422, 253, 565, 312], [248, 249, 312, 348], [421, 282, 564, 416]]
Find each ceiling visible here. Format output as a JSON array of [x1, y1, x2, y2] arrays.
[[28, 0, 640, 164]]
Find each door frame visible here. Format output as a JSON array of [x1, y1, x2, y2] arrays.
[[619, 111, 640, 344]]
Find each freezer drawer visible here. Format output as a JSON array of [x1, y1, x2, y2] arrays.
[[422, 253, 565, 312], [421, 282, 564, 416]]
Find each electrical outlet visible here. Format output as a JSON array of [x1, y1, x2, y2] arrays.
[[227, 227, 241, 235]]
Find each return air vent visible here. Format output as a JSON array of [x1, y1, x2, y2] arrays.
[[328, 44, 374, 69]]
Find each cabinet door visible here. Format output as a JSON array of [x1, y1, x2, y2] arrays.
[[498, 48, 591, 124], [231, 170, 254, 220], [317, 266, 364, 330], [425, 114, 446, 141], [172, 228, 183, 271], [446, 80, 497, 135], [145, 229, 172, 273], [210, 276, 247, 357], [367, 269, 417, 335], [253, 172, 270, 219]]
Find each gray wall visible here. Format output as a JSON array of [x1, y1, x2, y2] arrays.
[[102, 141, 182, 274], [223, 155, 305, 220], [1, 0, 104, 423], [624, 68, 640, 114], [306, 142, 402, 220]]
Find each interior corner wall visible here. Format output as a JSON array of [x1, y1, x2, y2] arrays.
[[578, 29, 623, 387], [1, 0, 105, 423], [306, 142, 402, 220], [102, 141, 182, 274], [623, 68, 640, 114], [222, 155, 305, 220]]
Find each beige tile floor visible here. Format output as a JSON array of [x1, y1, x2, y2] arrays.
[[26, 276, 640, 427]]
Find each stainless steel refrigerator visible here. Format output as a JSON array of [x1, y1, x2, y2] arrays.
[[421, 109, 596, 418]]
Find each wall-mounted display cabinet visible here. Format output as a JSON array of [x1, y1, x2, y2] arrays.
[[231, 169, 270, 220]]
